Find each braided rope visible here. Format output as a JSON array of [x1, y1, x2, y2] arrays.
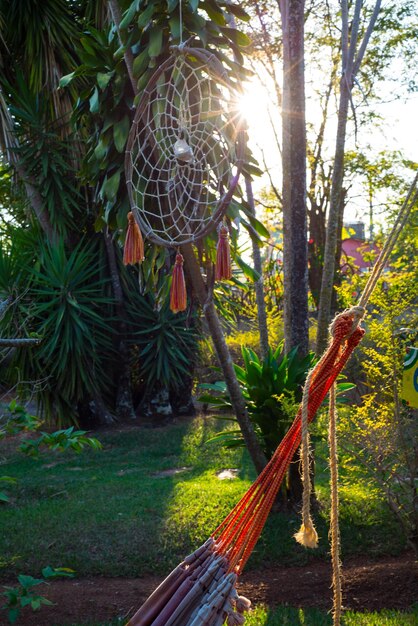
[[329, 382, 342, 626], [359, 172, 418, 309], [294, 366, 318, 548]]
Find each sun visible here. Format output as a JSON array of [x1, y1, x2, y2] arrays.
[[236, 77, 274, 141]]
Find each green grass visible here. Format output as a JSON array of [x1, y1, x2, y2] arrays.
[[245, 605, 418, 625], [55, 605, 418, 626], [0, 416, 407, 582]]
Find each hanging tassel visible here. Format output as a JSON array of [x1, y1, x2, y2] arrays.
[[123, 212, 144, 265], [170, 252, 187, 314], [215, 224, 232, 281]]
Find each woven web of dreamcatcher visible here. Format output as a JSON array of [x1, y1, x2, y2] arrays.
[[125, 48, 244, 247]]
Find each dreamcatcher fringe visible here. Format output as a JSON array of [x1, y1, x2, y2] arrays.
[[170, 253, 187, 314], [215, 226, 232, 281], [123, 212, 144, 265]]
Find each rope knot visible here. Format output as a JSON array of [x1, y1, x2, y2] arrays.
[[330, 314, 353, 341], [330, 306, 365, 342]]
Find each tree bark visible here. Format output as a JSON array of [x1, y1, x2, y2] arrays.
[[182, 243, 267, 474], [108, 0, 136, 93], [281, 0, 309, 356], [280, 0, 309, 506]]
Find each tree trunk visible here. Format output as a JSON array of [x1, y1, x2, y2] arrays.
[[281, 0, 309, 356], [91, 390, 115, 425], [0, 87, 57, 244], [16, 164, 58, 245], [182, 243, 267, 474], [281, 0, 309, 505], [316, 79, 350, 354], [104, 231, 136, 420], [245, 178, 269, 359], [316, 0, 382, 355]]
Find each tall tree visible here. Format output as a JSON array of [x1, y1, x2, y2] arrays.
[[280, 0, 309, 356], [316, 0, 382, 354]]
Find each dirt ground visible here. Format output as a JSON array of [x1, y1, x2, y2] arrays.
[[12, 551, 417, 625]]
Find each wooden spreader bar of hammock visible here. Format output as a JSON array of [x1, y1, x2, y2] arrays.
[[128, 312, 365, 626]]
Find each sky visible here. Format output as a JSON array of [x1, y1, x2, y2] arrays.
[[236, 11, 418, 232]]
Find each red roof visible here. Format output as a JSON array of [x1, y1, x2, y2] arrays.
[[341, 239, 381, 272]]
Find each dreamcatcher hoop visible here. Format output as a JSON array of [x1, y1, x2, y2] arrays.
[[125, 45, 245, 247]]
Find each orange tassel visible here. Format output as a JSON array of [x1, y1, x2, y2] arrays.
[[123, 212, 144, 265], [170, 252, 187, 314], [215, 225, 232, 280]]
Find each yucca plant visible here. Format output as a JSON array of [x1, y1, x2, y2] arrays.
[[0, 232, 116, 425], [126, 286, 198, 396], [200, 343, 315, 459]]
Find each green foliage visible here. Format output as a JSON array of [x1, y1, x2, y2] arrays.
[[225, 311, 284, 364], [1, 566, 74, 624], [5, 73, 82, 235], [244, 605, 418, 625], [126, 286, 197, 393], [19, 428, 102, 458], [337, 264, 418, 552], [0, 401, 101, 501], [200, 343, 314, 458], [0, 231, 116, 424]]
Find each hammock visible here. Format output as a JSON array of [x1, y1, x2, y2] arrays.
[[127, 312, 364, 626]]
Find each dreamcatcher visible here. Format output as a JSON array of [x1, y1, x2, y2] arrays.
[[124, 44, 245, 311]]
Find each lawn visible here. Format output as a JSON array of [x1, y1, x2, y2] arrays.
[[0, 416, 405, 579], [0, 415, 414, 624], [44, 606, 418, 626]]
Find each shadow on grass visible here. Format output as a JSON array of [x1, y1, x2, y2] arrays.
[[0, 414, 407, 585]]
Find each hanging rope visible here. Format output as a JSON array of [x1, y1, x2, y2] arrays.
[[329, 382, 342, 626], [294, 366, 318, 548], [296, 171, 417, 624], [358, 171, 418, 309]]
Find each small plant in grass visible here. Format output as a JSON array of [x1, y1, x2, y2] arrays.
[[1, 402, 100, 524], [0, 400, 101, 499], [1, 566, 75, 624]]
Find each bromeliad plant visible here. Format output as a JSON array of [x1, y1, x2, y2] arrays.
[[200, 343, 315, 459]]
